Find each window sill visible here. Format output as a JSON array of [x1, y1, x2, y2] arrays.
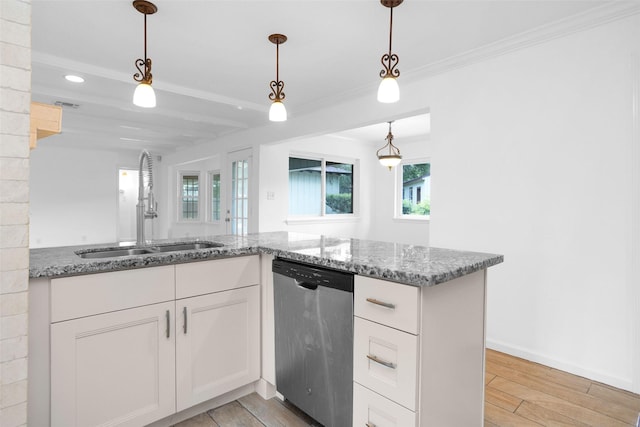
[[393, 216, 430, 223], [286, 215, 360, 225]]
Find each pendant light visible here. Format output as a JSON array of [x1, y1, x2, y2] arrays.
[[268, 34, 287, 122], [378, 0, 403, 103], [132, 0, 157, 108], [377, 121, 402, 170]]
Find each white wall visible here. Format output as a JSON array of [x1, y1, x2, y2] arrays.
[[30, 145, 140, 247], [426, 15, 640, 391]]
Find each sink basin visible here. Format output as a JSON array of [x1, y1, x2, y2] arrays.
[[76, 247, 154, 259], [151, 241, 223, 252], [75, 241, 223, 259]]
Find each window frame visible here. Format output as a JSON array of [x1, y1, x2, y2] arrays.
[[395, 158, 431, 222], [177, 170, 202, 223], [287, 152, 359, 222]]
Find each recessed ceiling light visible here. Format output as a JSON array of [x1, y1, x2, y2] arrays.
[[64, 75, 85, 83], [236, 105, 243, 110]]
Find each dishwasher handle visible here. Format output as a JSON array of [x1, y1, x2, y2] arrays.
[[295, 279, 318, 290]]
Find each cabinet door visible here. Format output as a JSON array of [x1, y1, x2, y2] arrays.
[[176, 285, 260, 411], [51, 302, 176, 427]]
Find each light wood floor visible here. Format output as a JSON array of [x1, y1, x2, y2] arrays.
[[173, 350, 640, 427]]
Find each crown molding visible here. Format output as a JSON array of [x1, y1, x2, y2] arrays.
[[403, 1, 640, 82]]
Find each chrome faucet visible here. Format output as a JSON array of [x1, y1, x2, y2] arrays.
[[136, 150, 158, 246]]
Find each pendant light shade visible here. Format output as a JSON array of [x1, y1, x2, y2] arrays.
[[378, 0, 403, 104], [132, 0, 157, 108], [377, 76, 400, 103], [269, 100, 287, 122], [133, 82, 156, 108], [377, 121, 402, 170], [268, 34, 287, 122]]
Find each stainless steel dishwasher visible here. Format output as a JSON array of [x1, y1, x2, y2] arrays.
[[273, 258, 354, 427]]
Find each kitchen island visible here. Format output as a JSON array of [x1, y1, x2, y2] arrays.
[[29, 231, 503, 427]]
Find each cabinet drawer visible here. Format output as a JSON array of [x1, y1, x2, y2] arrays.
[[355, 275, 420, 334], [176, 255, 260, 299], [51, 266, 175, 322], [353, 382, 417, 427], [354, 317, 419, 411]]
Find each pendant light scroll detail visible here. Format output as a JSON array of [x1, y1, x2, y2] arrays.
[[132, 0, 157, 108], [377, 121, 402, 170], [268, 34, 287, 122], [378, 0, 403, 104]]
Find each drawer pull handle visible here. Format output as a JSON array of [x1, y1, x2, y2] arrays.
[[165, 310, 170, 338], [366, 423, 376, 427], [183, 307, 188, 334], [366, 354, 396, 369], [366, 298, 395, 310]]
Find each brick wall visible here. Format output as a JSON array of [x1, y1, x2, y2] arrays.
[[0, 1, 31, 426]]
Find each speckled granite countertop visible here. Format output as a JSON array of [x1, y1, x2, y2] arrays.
[[29, 231, 503, 287]]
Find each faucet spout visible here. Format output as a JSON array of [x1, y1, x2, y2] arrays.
[[136, 150, 157, 246]]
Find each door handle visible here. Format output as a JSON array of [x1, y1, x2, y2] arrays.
[[165, 310, 170, 338], [183, 306, 188, 334]]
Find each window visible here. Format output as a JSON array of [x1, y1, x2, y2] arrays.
[[180, 172, 200, 221], [399, 161, 430, 218], [289, 156, 355, 216], [209, 171, 221, 222]]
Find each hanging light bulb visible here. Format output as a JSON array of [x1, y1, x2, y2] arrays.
[[378, 0, 403, 103], [268, 34, 287, 122], [377, 121, 402, 170], [132, 0, 157, 108]]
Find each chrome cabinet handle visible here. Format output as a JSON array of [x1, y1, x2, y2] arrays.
[[183, 307, 188, 334], [366, 354, 396, 369], [366, 298, 395, 310], [165, 310, 170, 338]]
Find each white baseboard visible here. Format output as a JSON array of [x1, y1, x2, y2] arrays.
[[486, 339, 634, 392]]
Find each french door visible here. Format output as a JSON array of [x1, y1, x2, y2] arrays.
[[227, 149, 252, 235]]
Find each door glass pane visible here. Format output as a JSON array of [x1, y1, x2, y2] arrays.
[[210, 172, 220, 221], [231, 159, 249, 235], [325, 162, 353, 215]]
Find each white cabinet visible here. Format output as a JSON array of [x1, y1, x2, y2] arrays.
[[51, 302, 176, 427], [176, 285, 260, 411], [353, 270, 487, 426], [43, 256, 261, 427]]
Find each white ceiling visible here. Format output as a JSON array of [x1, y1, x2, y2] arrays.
[[32, 0, 611, 154]]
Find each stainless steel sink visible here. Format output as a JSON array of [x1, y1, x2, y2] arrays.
[[76, 247, 154, 259], [150, 241, 223, 252], [75, 241, 223, 259]]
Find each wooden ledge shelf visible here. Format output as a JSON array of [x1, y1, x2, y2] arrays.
[[30, 102, 62, 150]]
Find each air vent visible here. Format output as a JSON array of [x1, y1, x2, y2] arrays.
[[54, 101, 80, 109]]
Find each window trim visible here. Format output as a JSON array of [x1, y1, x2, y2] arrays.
[[287, 152, 359, 221], [177, 170, 202, 223], [395, 158, 430, 222]]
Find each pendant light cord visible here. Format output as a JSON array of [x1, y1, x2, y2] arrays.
[[388, 6, 393, 56]]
